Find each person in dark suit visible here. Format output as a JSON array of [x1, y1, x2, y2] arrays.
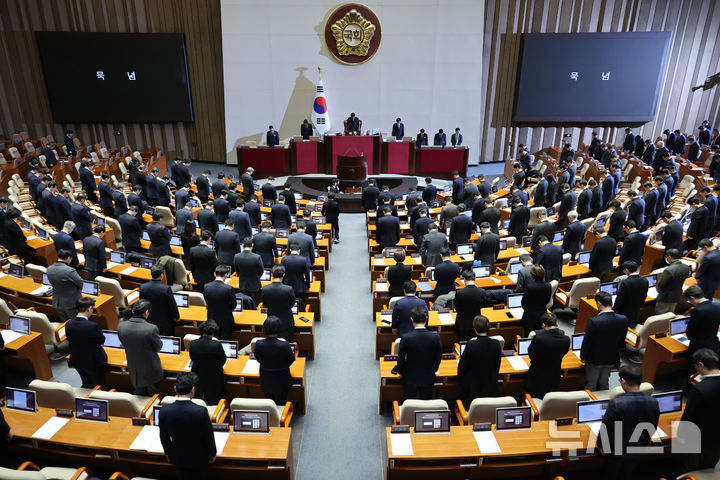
[[70, 194, 93, 239], [140, 265, 180, 336], [420, 223, 448, 268], [457, 315, 501, 407], [63, 129, 76, 157], [680, 349, 720, 470], [449, 204, 472, 249], [232, 237, 264, 304], [169, 158, 183, 187], [344, 112, 361, 134], [642, 140, 655, 164], [533, 174, 549, 207], [119, 205, 143, 252], [589, 227, 617, 282], [391, 282, 429, 337], [188, 320, 226, 405], [97, 174, 114, 218], [189, 231, 218, 293], [700, 186, 717, 237], [600, 365, 659, 479], [656, 249, 692, 314], [433, 248, 459, 297], [613, 261, 648, 329], [562, 211, 585, 260], [450, 127, 462, 146], [66, 298, 107, 388], [214, 219, 241, 268], [521, 265, 552, 336], [513, 254, 533, 293], [288, 221, 315, 264], [686, 196, 709, 251], [474, 222, 499, 265], [622, 128, 635, 152], [416, 128, 428, 147], [241, 167, 255, 200], [83, 225, 107, 277], [300, 119, 313, 139], [391, 118, 404, 140], [683, 286, 720, 357], [576, 180, 591, 220], [159, 372, 217, 480], [195, 170, 211, 204], [43, 143, 58, 168], [261, 265, 297, 341], [508, 197, 530, 242], [261, 177, 278, 203], [245, 194, 262, 228], [559, 143, 575, 166], [78, 161, 97, 204], [266, 125, 280, 146], [626, 190, 644, 228], [157, 175, 173, 207], [454, 271, 487, 341], [412, 208, 433, 247], [47, 250, 84, 320], [147, 213, 172, 258], [450, 171, 464, 204], [376, 207, 400, 249], [581, 291, 628, 390], [118, 300, 163, 395], [52, 187, 73, 229], [145, 169, 160, 206], [659, 210, 683, 254], [254, 316, 295, 404], [228, 200, 253, 242], [197, 203, 218, 237], [322, 193, 341, 243], [654, 175, 668, 214], [433, 129, 446, 146], [53, 221, 79, 266], [695, 239, 720, 299], [530, 210, 555, 252], [127, 185, 149, 215], [361, 180, 380, 212], [618, 221, 646, 266], [213, 191, 231, 224], [536, 236, 562, 282], [253, 221, 278, 268], [211, 173, 226, 199], [270, 197, 292, 229], [281, 242, 311, 298], [607, 200, 627, 242], [392, 307, 442, 400], [418, 178, 436, 204], [525, 313, 570, 398], [642, 181, 659, 229], [517, 146, 532, 172], [512, 163, 526, 188], [203, 266, 237, 340], [387, 250, 413, 298], [509, 185, 528, 206], [175, 203, 194, 235], [673, 129, 686, 154], [588, 179, 603, 218], [40, 182, 57, 226], [600, 171, 615, 211]]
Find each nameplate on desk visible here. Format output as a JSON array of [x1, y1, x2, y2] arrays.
[[656, 331, 667, 338], [391, 425, 410, 434], [473, 422, 491, 431], [212, 423, 229, 432], [55, 408, 73, 418], [442, 353, 456, 360], [132, 417, 150, 426], [555, 416, 573, 426], [384, 355, 398, 362], [437, 308, 450, 313], [492, 304, 505, 310]]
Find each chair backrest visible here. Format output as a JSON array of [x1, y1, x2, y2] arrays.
[[229, 398, 282, 427], [636, 312, 676, 350], [678, 174, 695, 190], [0, 467, 46, 479], [528, 207, 546, 229], [18, 309, 58, 346], [105, 217, 122, 243], [491, 177, 500, 187], [467, 396, 517, 424], [399, 399, 449, 425], [161, 396, 207, 407], [547, 280, 559, 310], [172, 259, 189, 289], [580, 217, 594, 229], [562, 253, 571, 265], [96, 277, 128, 308], [605, 382, 655, 400], [387, 296, 403, 310], [391, 338, 401, 355], [183, 334, 201, 350], [489, 335, 505, 351], [566, 278, 601, 309], [493, 198, 506, 209], [155, 206, 175, 227], [383, 266, 390, 278], [424, 267, 434, 278], [538, 390, 592, 421], [578, 163, 590, 177], [29, 379, 76, 410], [503, 236, 516, 249], [0, 298, 14, 326], [178, 290, 206, 306], [25, 264, 47, 283], [89, 390, 144, 418]]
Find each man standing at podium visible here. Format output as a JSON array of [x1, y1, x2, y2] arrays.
[[391, 118, 404, 140], [301, 119, 313, 140], [434, 129, 446, 147], [345, 112, 361, 135], [451, 128, 463, 146], [266, 126, 279, 147], [416, 129, 428, 147]]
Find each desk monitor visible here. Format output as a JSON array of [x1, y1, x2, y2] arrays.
[[414, 410, 451, 433], [498, 239, 508, 251], [315, 216, 326, 225], [599, 282, 618, 296], [109, 251, 125, 264], [153, 405, 162, 425], [260, 269, 271, 281], [220, 340, 238, 359], [9, 316, 31, 336], [234, 299, 244, 312], [644, 274, 658, 288], [595, 218, 606, 229], [263, 199, 273, 207], [473, 265, 491, 278], [276, 228, 289, 239], [313, 203, 323, 212], [5, 387, 36, 413], [170, 235, 182, 246], [516, 338, 532, 356], [218, 224, 226, 231], [507, 293, 523, 309], [496, 406, 533, 430], [443, 184, 452, 192], [572, 333, 585, 351], [577, 250, 591, 265], [318, 194, 328, 203], [546, 207, 555, 216], [173, 293, 189, 308], [159, 336, 181, 355], [36, 228, 48, 240], [502, 219, 511, 229], [384, 247, 403, 258], [75, 397, 109, 422], [616, 244, 623, 256], [141, 231, 150, 241], [456, 244, 473, 256], [294, 193, 302, 201], [21, 219, 30, 230], [140, 257, 156, 269], [102, 330, 123, 348], [553, 230, 566, 242], [459, 341, 467, 356], [147, 207, 155, 216], [82, 280, 99, 296], [653, 391, 683, 414], [233, 410, 270, 433], [670, 317, 689, 336], [42, 273, 50, 286], [292, 300, 300, 314], [95, 217, 106, 227], [522, 235, 532, 247], [8, 264, 23, 278], [509, 262, 523, 275], [577, 399, 609, 424]]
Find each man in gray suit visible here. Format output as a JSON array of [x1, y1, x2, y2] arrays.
[[287, 220, 315, 265], [118, 300, 163, 395], [420, 223, 448, 267], [514, 254, 534, 293], [655, 248, 692, 314], [47, 249, 84, 320]]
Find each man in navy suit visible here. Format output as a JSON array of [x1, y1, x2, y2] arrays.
[[416, 129, 428, 147], [700, 186, 717, 237], [391, 282, 429, 337], [531, 210, 555, 252], [659, 210, 684, 253], [589, 226, 617, 282], [626, 190, 645, 228], [203, 266, 237, 340], [253, 221, 278, 268], [261, 265, 297, 341], [536, 236, 562, 282], [683, 286, 720, 358], [79, 161, 97, 204], [642, 181, 658, 229], [556, 183, 576, 229], [581, 291, 628, 390], [175, 203, 194, 235], [227, 200, 253, 241], [145, 168, 160, 206], [562, 211, 586, 260], [52, 187, 73, 229], [175, 184, 191, 211], [696, 239, 720, 299], [614, 261, 649, 329], [119, 206, 143, 253], [281, 242, 311, 298], [533, 173, 548, 207], [147, 213, 172, 258], [195, 170, 211, 204], [618, 221, 646, 265], [71, 194, 93, 240], [287, 221, 315, 264], [433, 129, 446, 146], [83, 226, 107, 278], [245, 194, 262, 228], [433, 248, 459, 297], [261, 177, 278, 203], [127, 185, 148, 214], [97, 174, 114, 218], [451, 171, 464, 204], [65, 298, 107, 388], [391, 118, 404, 140], [111, 185, 127, 218], [422, 178, 437, 204], [54, 221, 79, 267], [140, 265, 179, 336], [43, 143, 58, 168], [376, 207, 400, 249], [266, 125, 280, 146], [159, 372, 216, 480], [270, 197, 292, 229], [213, 190, 230, 223], [392, 307, 442, 400], [449, 204, 472, 249], [451, 128, 462, 146], [525, 313, 570, 398], [214, 220, 241, 269]]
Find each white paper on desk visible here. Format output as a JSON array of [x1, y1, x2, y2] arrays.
[[473, 431, 501, 454], [588, 421, 602, 436], [120, 266, 137, 275], [375, 283, 389, 292], [32, 416, 69, 440], [129, 425, 164, 453], [1, 330, 23, 344], [412, 257, 422, 264], [647, 287, 658, 299], [462, 254, 474, 261], [214, 431, 230, 455], [380, 314, 392, 324], [26, 235, 37, 240], [106, 261, 120, 269], [508, 307, 524, 319], [30, 286, 48, 295], [184, 359, 193, 371], [507, 274, 518, 284], [0, 272, 6, 278], [488, 277, 501, 284], [572, 350, 582, 361], [242, 359, 260, 375], [390, 433, 414, 456], [507, 356, 529, 371], [652, 426, 668, 440], [77, 253, 85, 264], [671, 334, 690, 347], [375, 258, 385, 266], [515, 248, 529, 255], [438, 313, 454, 325]]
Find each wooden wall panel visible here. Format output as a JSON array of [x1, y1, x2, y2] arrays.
[[0, 0, 225, 162], [482, 0, 720, 162]]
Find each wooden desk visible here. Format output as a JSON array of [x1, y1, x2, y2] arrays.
[[4, 407, 292, 480], [641, 334, 689, 384], [1, 330, 52, 380]]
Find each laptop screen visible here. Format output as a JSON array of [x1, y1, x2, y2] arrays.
[[577, 251, 591, 265], [496, 406, 533, 430], [153, 405, 162, 425], [263, 199, 273, 207], [595, 218, 606, 228], [9, 316, 31, 335], [473, 265, 491, 278], [96, 217, 106, 227], [8, 264, 23, 278], [670, 317, 689, 336], [599, 282, 618, 296], [572, 333, 585, 351], [616, 244, 622, 256], [522, 235, 532, 247], [234, 299, 244, 312], [173, 293, 189, 308], [82, 281, 99, 296], [159, 336, 181, 355], [517, 338, 532, 356], [109, 251, 125, 264], [577, 399, 609, 424], [260, 269, 271, 281], [142, 231, 150, 241], [503, 219, 511, 229], [42, 273, 50, 286], [414, 410, 451, 433], [75, 398, 109, 422], [546, 207, 555, 216], [459, 341, 467, 356], [457, 244, 473, 255], [653, 391, 683, 414], [509, 262, 523, 274], [553, 230, 565, 242], [37, 228, 47, 240], [102, 330, 123, 348], [21, 219, 30, 230], [140, 257, 156, 269], [276, 229, 289, 238], [220, 340, 238, 359], [499, 239, 507, 251], [644, 274, 658, 288], [507, 293, 523, 309], [5, 388, 36, 413], [233, 410, 270, 433], [170, 235, 182, 246]]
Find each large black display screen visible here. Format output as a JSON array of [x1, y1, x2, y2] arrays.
[[35, 32, 193, 123], [513, 32, 671, 123]]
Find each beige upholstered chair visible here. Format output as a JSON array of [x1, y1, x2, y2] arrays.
[[171, 259, 190, 291], [387, 296, 404, 310], [524, 390, 592, 421], [555, 277, 601, 310], [455, 396, 517, 425], [547, 280, 559, 310], [626, 312, 676, 354], [105, 217, 122, 246], [675, 469, 720, 480], [392, 399, 449, 425], [160, 396, 228, 423], [89, 390, 159, 419], [182, 334, 201, 350], [177, 290, 206, 306], [0, 464, 91, 480], [527, 207, 546, 229], [592, 382, 654, 400], [155, 206, 174, 228], [29, 379, 93, 410], [25, 264, 47, 283], [96, 277, 137, 309], [229, 397, 293, 427], [15, 309, 66, 349]]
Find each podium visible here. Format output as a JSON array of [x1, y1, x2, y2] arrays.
[[336, 155, 367, 181]]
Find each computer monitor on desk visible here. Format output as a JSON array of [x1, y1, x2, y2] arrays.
[[571, 333, 584, 352], [577, 250, 591, 265], [140, 257, 156, 269], [36, 228, 47, 240], [599, 282, 618, 296], [496, 406, 533, 430], [670, 317, 689, 336], [414, 410, 451, 433], [644, 274, 658, 287], [8, 264, 23, 278], [653, 391, 683, 414], [472, 265, 491, 278], [507, 293, 523, 309], [173, 293, 189, 308], [153, 405, 162, 425], [9, 316, 31, 336], [102, 330, 123, 348], [170, 235, 182, 246], [553, 230, 565, 242], [220, 340, 238, 359], [5, 388, 36, 413], [75, 398, 108, 422], [516, 337, 532, 356], [109, 251, 125, 264], [141, 231, 150, 241], [576, 399, 609, 424], [233, 410, 269, 433], [82, 281, 99, 296], [508, 262, 523, 275], [159, 336, 181, 355], [456, 244, 473, 256]]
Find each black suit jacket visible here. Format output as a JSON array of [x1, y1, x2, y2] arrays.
[[688, 205, 709, 240], [562, 221, 586, 258], [433, 260, 459, 296], [391, 122, 404, 140], [119, 212, 142, 248], [361, 186, 380, 210], [531, 220, 556, 252], [261, 183, 277, 202], [188, 244, 218, 287], [213, 198, 230, 223], [65, 316, 107, 371], [2, 218, 26, 256], [686, 300, 720, 354], [602, 392, 659, 454], [577, 188, 591, 219], [189, 336, 226, 405], [197, 208, 218, 236], [681, 376, 720, 448], [477, 207, 501, 234], [589, 235, 617, 275], [244, 201, 261, 227], [79, 167, 96, 194], [396, 327, 442, 386], [140, 280, 179, 333], [281, 254, 311, 296], [376, 215, 400, 249], [301, 123, 313, 139], [159, 399, 216, 468], [270, 204, 292, 229], [261, 282, 296, 330], [147, 222, 171, 257], [449, 214, 472, 245], [53, 231, 78, 266], [422, 184, 437, 204], [614, 275, 648, 328], [581, 311, 628, 365], [321, 200, 340, 222], [618, 231, 646, 265], [557, 191, 576, 229], [233, 250, 264, 292], [508, 205, 530, 241], [83, 234, 106, 273], [195, 175, 210, 200], [457, 335, 501, 405], [253, 231, 277, 267], [254, 337, 294, 394], [203, 279, 237, 336], [525, 328, 570, 398], [387, 263, 413, 297], [454, 285, 487, 334], [474, 232, 499, 265], [214, 229, 241, 266], [608, 209, 627, 241]]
